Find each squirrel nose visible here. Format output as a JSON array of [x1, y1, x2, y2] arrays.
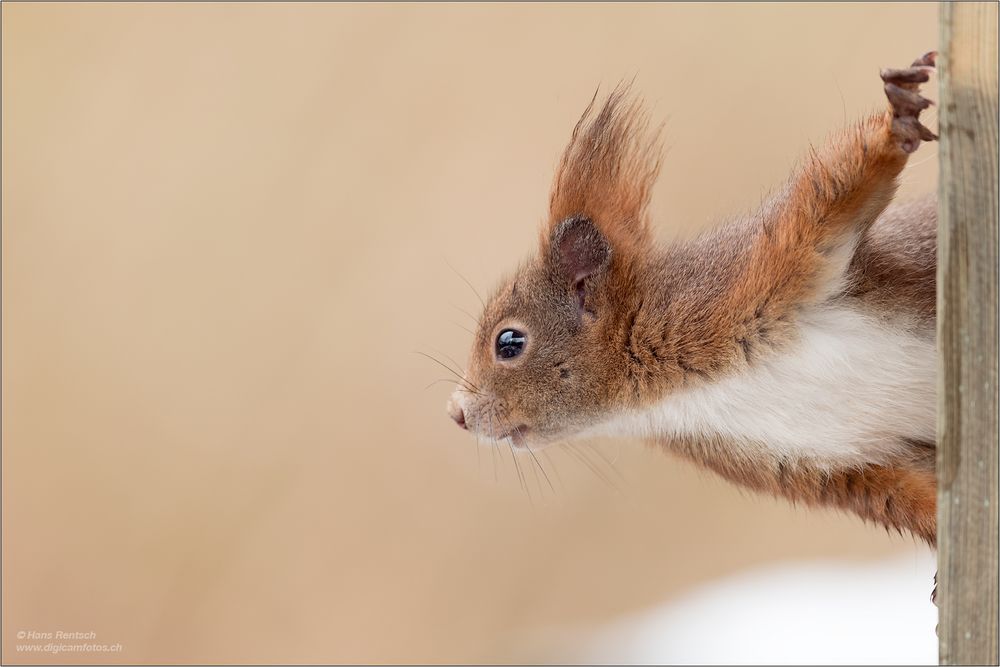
[[449, 404, 468, 430]]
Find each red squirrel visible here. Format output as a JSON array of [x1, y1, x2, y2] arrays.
[[447, 53, 939, 547]]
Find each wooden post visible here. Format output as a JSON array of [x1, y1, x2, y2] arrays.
[[937, 3, 999, 665]]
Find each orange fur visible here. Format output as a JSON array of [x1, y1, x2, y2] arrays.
[[670, 434, 937, 546]]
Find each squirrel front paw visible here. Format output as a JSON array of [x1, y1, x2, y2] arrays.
[[881, 51, 937, 153]]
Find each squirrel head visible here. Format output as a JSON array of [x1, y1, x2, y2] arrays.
[[447, 87, 662, 448]]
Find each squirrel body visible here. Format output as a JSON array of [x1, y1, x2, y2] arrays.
[[448, 53, 939, 545]]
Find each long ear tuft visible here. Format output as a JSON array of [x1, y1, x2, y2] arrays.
[[546, 83, 663, 254]]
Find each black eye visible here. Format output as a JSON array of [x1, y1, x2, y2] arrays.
[[496, 329, 526, 360]]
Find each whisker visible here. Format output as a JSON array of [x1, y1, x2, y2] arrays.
[[475, 427, 481, 475], [498, 414, 554, 498], [528, 457, 544, 500], [583, 442, 627, 485], [490, 428, 498, 482], [450, 320, 476, 336], [516, 443, 534, 504], [493, 412, 527, 494], [510, 444, 527, 494], [449, 302, 481, 326], [512, 424, 554, 494], [564, 442, 621, 493], [444, 258, 486, 310], [423, 378, 482, 394], [433, 348, 483, 393], [490, 413, 506, 486], [412, 350, 464, 379], [426, 345, 468, 378], [525, 442, 555, 495], [508, 437, 534, 505], [610, 441, 621, 466], [412, 350, 481, 393], [540, 450, 565, 492], [474, 411, 497, 483]]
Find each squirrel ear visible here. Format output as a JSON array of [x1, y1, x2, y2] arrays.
[[550, 215, 612, 285]]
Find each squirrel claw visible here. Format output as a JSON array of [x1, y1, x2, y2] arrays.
[[912, 51, 937, 68], [880, 67, 931, 86], [881, 52, 937, 153]]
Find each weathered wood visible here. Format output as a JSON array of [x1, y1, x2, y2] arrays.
[[937, 3, 1000, 665]]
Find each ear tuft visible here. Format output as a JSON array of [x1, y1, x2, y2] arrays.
[[548, 84, 662, 251], [552, 216, 612, 284]]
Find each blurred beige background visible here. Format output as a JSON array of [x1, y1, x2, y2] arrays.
[[3, 3, 938, 664]]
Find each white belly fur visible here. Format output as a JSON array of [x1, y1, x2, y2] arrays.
[[597, 305, 936, 467]]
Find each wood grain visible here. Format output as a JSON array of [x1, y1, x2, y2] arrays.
[[938, 3, 999, 665]]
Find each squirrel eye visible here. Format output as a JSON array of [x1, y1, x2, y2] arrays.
[[496, 329, 526, 360]]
